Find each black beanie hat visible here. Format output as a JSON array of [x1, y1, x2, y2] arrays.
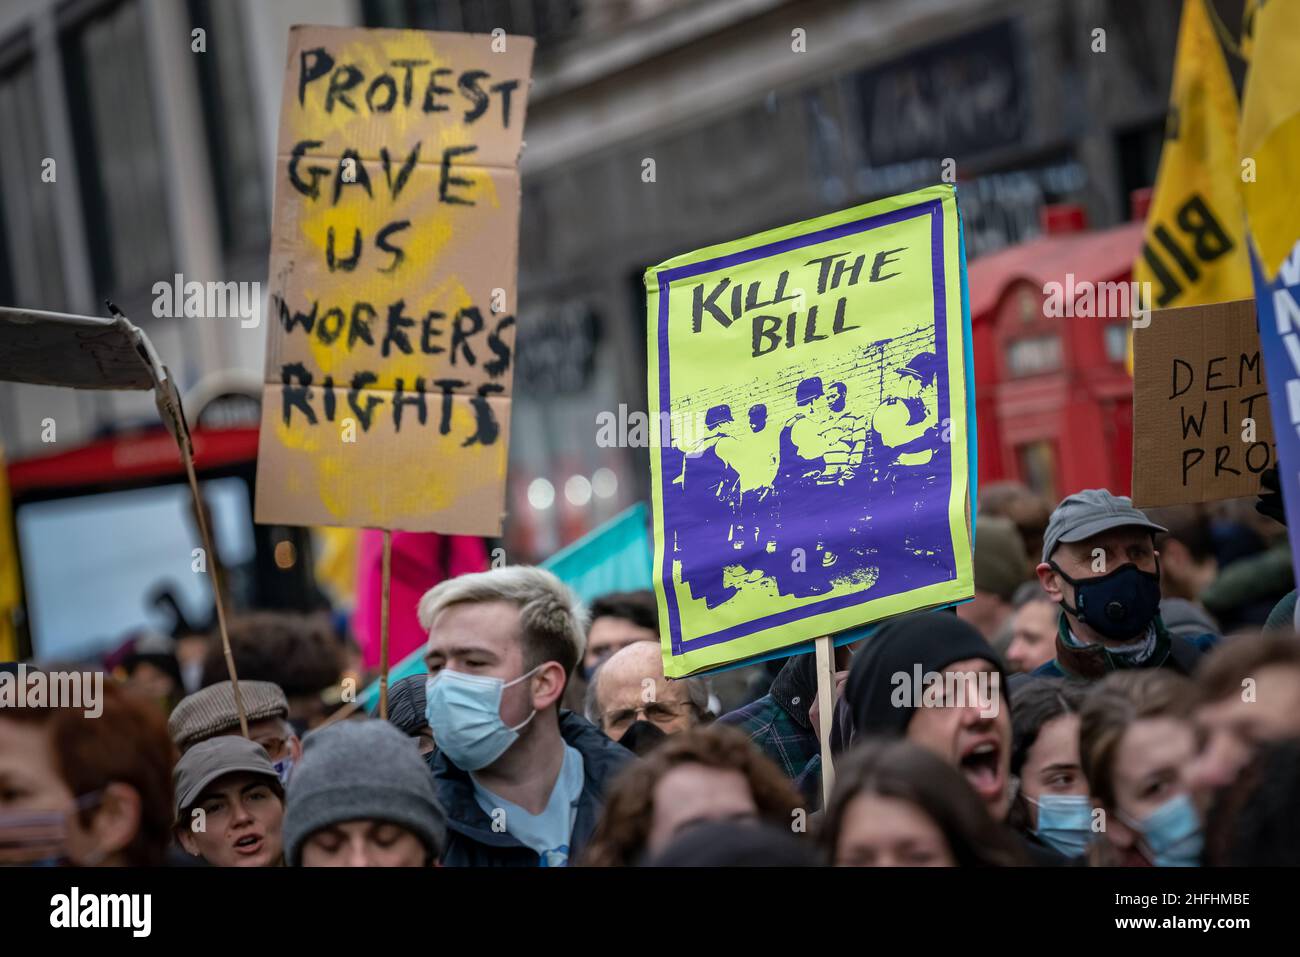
[[845, 611, 1010, 738]]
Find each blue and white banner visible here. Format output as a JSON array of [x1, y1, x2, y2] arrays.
[[1251, 239, 1300, 590]]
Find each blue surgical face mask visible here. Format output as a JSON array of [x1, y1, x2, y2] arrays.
[[425, 666, 541, 771], [272, 756, 295, 786], [1027, 794, 1094, 858], [1128, 793, 1203, 867]]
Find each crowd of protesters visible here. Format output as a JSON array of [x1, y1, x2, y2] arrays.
[[4, 477, 1300, 868]]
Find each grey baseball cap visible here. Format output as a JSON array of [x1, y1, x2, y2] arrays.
[[1041, 489, 1167, 563], [173, 735, 281, 818]]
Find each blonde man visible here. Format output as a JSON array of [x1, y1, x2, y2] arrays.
[[419, 566, 634, 866]]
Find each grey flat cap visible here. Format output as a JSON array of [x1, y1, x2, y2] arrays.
[[1041, 488, 1167, 563], [169, 680, 289, 751], [173, 735, 280, 818]]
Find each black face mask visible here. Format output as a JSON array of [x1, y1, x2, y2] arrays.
[[1049, 560, 1162, 642], [617, 721, 668, 756]]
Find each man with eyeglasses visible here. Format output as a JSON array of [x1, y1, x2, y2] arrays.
[[169, 680, 302, 786], [586, 641, 711, 753], [561, 590, 660, 713]]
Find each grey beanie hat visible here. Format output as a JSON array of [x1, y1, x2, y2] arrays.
[[282, 719, 446, 865]]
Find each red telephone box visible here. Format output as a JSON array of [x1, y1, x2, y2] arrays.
[[968, 208, 1144, 502]]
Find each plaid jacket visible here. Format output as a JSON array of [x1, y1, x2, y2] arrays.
[[718, 655, 820, 790]]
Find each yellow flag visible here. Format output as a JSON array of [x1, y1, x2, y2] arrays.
[[1133, 0, 1253, 312], [1240, 0, 1259, 61], [1239, 0, 1300, 280], [0, 444, 19, 662], [313, 525, 360, 608]]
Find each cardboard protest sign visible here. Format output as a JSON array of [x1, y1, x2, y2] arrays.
[[0, 305, 192, 452], [255, 26, 533, 534], [1131, 299, 1276, 507], [0, 305, 246, 725], [0, 306, 166, 391], [646, 185, 976, 678]]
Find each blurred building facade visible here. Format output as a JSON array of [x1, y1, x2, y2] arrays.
[[0, 0, 1182, 559]]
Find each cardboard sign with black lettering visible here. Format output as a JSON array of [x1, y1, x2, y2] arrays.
[[1131, 299, 1276, 506], [255, 26, 532, 534]]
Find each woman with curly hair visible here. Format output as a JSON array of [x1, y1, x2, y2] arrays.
[[583, 724, 803, 866]]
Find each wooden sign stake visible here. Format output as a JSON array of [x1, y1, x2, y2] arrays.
[[377, 529, 393, 720], [814, 634, 836, 806]]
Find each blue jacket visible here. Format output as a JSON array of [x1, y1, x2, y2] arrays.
[[430, 710, 634, 867]]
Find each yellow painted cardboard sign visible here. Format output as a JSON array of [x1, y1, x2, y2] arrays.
[[255, 26, 533, 533]]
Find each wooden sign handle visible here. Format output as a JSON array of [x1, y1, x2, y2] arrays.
[[377, 529, 393, 721], [814, 635, 836, 807], [182, 443, 248, 737]]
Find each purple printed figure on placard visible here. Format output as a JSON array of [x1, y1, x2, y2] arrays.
[[772, 376, 846, 597], [667, 338, 953, 617], [672, 403, 741, 608], [869, 350, 948, 586]]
